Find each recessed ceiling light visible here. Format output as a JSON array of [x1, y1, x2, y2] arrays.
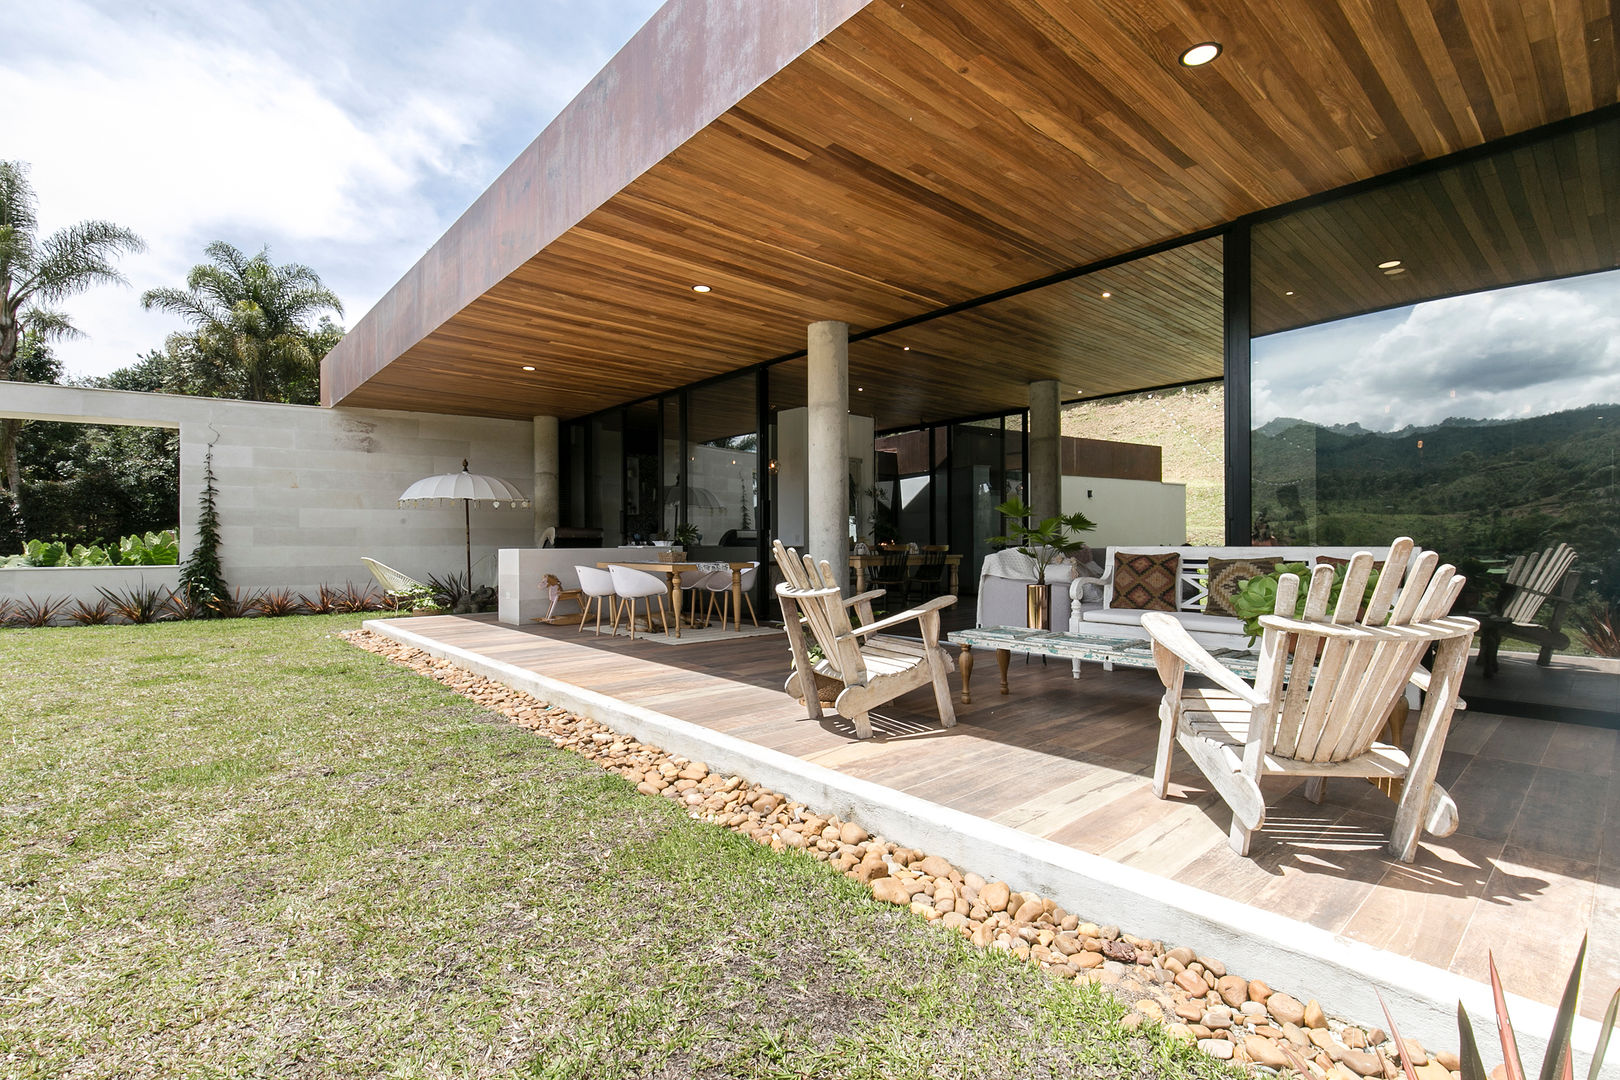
[[857, 387, 864, 392], [1284, 290, 1295, 296], [1383, 267, 1407, 276], [1179, 42, 1221, 66], [521, 365, 536, 371], [902, 346, 911, 351], [1100, 291, 1112, 298], [691, 284, 711, 293], [1377, 259, 1402, 269]]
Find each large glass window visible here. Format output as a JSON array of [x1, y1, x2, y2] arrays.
[[1251, 117, 1619, 711], [687, 373, 760, 556]]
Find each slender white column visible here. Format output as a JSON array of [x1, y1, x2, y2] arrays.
[[532, 414, 559, 544], [807, 321, 849, 575], [1028, 379, 1060, 521]]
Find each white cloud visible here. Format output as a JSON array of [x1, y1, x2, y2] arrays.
[[1, 0, 657, 378], [1252, 270, 1620, 430]]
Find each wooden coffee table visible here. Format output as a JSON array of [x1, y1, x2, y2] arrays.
[[946, 626, 1259, 704]]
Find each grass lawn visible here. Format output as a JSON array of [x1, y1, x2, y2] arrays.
[[0, 614, 1233, 1079]]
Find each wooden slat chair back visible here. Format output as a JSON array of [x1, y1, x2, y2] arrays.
[[772, 539, 957, 740], [1144, 538, 1480, 862], [1498, 543, 1576, 624], [1479, 543, 1578, 675]]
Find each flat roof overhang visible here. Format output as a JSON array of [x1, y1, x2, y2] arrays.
[[321, 0, 1619, 428]]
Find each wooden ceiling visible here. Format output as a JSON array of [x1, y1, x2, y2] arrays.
[[1252, 120, 1620, 336], [323, 0, 1619, 424]]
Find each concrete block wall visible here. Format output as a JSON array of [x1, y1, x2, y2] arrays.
[[2, 382, 535, 598], [1063, 475, 1187, 548]]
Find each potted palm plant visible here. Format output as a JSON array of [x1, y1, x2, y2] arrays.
[[987, 497, 1097, 628]]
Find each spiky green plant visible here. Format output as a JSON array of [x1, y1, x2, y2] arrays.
[[13, 595, 69, 627], [1363, 937, 1616, 1080], [67, 598, 115, 625], [97, 585, 173, 624], [251, 588, 304, 617]]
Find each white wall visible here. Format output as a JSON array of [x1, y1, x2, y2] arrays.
[[774, 408, 875, 548], [1062, 475, 1187, 548], [1, 382, 535, 597], [0, 565, 182, 608]]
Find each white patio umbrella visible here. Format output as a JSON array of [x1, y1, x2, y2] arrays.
[[398, 459, 531, 586]]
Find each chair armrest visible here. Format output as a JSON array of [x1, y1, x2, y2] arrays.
[[1407, 668, 1467, 710], [843, 589, 887, 609], [1141, 612, 1268, 707], [1068, 575, 1105, 601], [851, 595, 957, 637]]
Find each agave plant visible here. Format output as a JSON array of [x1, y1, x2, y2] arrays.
[[299, 584, 341, 615], [1574, 601, 1619, 659], [97, 585, 174, 624], [67, 598, 116, 625], [1346, 937, 1617, 1080], [251, 588, 304, 617], [14, 596, 70, 627], [228, 588, 266, 617], [333, 583, 382, 614]]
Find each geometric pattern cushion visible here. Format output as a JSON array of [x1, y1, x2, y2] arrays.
[[1110, 551, 1181, 611], [1204, 557, 1274, 618]]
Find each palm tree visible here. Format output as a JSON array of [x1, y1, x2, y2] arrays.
[[0, 160, 145, 494], [141, 241, 344, 404]]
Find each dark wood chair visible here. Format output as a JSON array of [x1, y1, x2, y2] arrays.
[[906, 549, 949, 602], [1477, 544, 1579, 676], [866, 550, 910, 604]]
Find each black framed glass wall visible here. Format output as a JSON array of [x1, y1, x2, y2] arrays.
[[1248, 115, 1619, 711]]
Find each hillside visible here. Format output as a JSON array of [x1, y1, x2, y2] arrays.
[[1061, 382, 1225, 544]]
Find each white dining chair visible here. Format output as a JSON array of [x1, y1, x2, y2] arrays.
[[676, 568, 710, 628], [700, 561, 759, 630], [609, 565, 670, 640], [574, 566, 618, 635]]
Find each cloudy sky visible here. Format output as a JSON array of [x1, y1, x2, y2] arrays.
[[1252, 267, 1620, 431], [3, 0, 664, 380]]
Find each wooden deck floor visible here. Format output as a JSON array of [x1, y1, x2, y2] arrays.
[[381, 613, 1619, 1017]]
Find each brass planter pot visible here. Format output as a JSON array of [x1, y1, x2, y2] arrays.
[[1026, 582, 1048, 629]]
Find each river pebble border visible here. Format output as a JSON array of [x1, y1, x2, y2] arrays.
[[345, 628, 1469, 1080]]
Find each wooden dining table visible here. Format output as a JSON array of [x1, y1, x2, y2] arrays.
[[849, 552, 961, 595], [596, 560, 755, 637]]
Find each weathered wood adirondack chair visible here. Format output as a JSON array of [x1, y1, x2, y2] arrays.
[[772, 540, 957, 740], [1142, 539, 1478, 862], [1477, 543, 1578, 676]]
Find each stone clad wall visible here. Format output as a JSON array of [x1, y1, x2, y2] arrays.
[[1, 382, 535, 598]]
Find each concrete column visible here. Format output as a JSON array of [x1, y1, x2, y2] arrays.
[[532, 414, 560, 545], [807, 320, 849, 575], [1028, 379, 1061, 521]]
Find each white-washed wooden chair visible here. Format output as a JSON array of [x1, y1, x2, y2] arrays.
[[1478, 543, 1578, 675], [1143, 539, 1478, 862], [772, 540, 957, 740]]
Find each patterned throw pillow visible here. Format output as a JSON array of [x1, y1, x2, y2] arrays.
[[1204, 557, 1273, 618], [1110, 551, 1181, 611]]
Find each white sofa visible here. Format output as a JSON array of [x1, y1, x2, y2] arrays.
[[1067, 544, 1392, 652]]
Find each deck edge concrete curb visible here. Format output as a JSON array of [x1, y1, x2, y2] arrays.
[[363, 618, 1610, 1077]]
